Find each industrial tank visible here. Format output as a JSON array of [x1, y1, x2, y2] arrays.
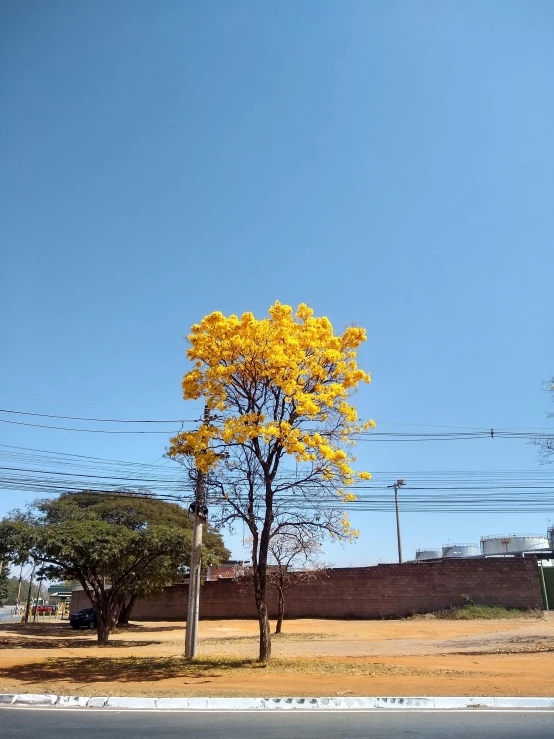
[[442, 544, 480, 558], [481, 534, 550, 556], [415, 548, 442, 561]]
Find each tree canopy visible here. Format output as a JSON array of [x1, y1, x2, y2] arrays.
[[168, 302, 372, 661], [0, 576, 39, 607], [0, 491, 229, 642], [0, 564, 8, 607]]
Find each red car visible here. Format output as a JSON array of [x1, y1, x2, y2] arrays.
[[31, 605, 55, 615]]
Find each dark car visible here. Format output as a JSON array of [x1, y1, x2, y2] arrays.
[[69, 608, 96, 629]]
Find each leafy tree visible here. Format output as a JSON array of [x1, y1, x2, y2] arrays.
[[168, 302, 372, 661], [0, 491, 229, 643], [0, 537, 12, 606], [266, 531, 327, 634], [0, 562, 8, 606], [1, 576, 39, 607]]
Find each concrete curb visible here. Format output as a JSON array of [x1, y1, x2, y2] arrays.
[[1, 694, 553, 710]]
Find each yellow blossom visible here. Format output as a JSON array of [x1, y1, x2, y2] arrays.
[[167, 302, 373, 534]]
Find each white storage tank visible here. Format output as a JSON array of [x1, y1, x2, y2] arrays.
[[481, 534, 550, 556], [442, 543, 481, 558], [416, 548, 442, 561]]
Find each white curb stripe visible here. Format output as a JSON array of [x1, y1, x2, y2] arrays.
[[3, 706, 554, 715], [1, 694, 553, 710]]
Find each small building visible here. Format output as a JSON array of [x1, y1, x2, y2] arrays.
[[47, 583, 76, 608], [205, 560, 250, 581]]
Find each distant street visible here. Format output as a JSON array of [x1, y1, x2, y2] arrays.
[[0, 608, 19, 624], [2, 709, 554, 739]]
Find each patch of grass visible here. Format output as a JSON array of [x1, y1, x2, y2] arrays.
[[255, 658, 465, 677], [449, 643, 554, 656], [199, 632, 338, 645], [435, 605, 543, 620]]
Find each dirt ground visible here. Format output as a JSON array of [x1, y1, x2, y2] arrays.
[[0, 615, 553, 697]]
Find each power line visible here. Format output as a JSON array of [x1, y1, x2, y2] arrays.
[[1, 406, 553, 438], [373, 419, 554, 432], [0, 409, 199, 423], [1, 459, 553, 512], [0, 419, 179, 434], [0, 443, 174, 467], [0, 395, 196, 410], [3, 446, 554, 486], [1, 416, 551, 440]]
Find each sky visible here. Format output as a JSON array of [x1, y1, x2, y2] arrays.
[[1, 0, 554, 566]]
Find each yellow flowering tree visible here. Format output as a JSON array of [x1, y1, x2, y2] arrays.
[[168, 302, 373, 662]]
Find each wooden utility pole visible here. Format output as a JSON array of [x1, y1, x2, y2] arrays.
[[33, 576, 44, 622], [16, 563, 24, 608], [23, 564, 35, 624], [389, 479, 405, 564], [185, 405, 209, 659]]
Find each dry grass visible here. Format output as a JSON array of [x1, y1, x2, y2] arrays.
[[199, 632, 338, 645], [448, 644, 554, 656], [0, 654, 466, 685], [412, 607, 544, 621], [438, 606, 544, 620]]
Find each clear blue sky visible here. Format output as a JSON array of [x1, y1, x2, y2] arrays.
[[2, 1, 554, 565]]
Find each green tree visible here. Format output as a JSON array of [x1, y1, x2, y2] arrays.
[[0, 491, 229, 643], [0, 562, 8, 607], [1, 576, 39, 607], [0, 536, 11, 606]]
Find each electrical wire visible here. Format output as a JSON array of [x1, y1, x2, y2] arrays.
[[1, 447, 554, 512], [0, 406, 553, 440], [0, 419, 179, 434], [0, 415, 551, 441], [0, 409, 198, 423]]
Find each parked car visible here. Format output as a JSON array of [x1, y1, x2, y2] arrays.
[[69, 608, 96, 629]]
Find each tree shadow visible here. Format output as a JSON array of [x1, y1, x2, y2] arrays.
[[0, 637, 160, 650], [0, 623, 77, 637], [0, 622, 167, 647], [116, 624, 184, 633], [0, 656, 262, 684]]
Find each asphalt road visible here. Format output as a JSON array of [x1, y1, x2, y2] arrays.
[[0, 607, 19, 624], [1, 709, 553, 738]]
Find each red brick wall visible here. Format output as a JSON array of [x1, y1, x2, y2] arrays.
[[70, 558, 543, 620]]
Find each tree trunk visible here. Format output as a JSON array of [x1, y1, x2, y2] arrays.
[[257, 598, 271, 662], [96, 617, 111, 645], [78, 578, 125, 645], [117, 594, 137, 626], [93, 595, 120, 644], [253, 504, 273, 663], [253, 570, 271, 662], [275, 591, 284, 634]]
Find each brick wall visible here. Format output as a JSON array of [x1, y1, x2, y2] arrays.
[[70, 557, 543, 620]]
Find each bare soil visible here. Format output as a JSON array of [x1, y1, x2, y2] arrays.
[[0, 615, 552, 697]]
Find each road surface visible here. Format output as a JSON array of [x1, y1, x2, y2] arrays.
[[1, 708, 553, 738], [0, 607, 19, 624]]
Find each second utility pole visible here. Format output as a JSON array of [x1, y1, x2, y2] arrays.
[[391, 479, 405, 564], [23, 563, 36, 624], [185, 405, 209, 659]]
